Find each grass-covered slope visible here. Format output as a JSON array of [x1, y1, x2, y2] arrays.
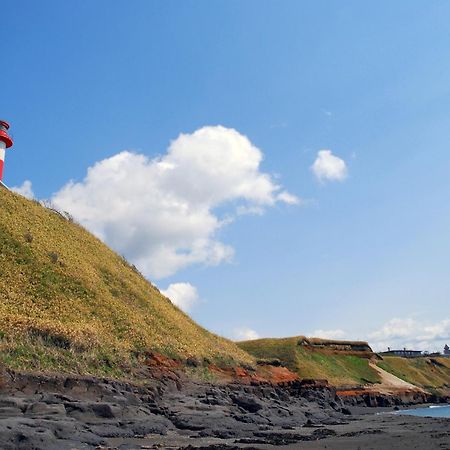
[[377, 356, 450, 395], [0, 189, 252, 377], [238, 336, 381, 387]]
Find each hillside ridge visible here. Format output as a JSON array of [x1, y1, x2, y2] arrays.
[[238, 335, 450, 395], [0, 189, 252, 377]]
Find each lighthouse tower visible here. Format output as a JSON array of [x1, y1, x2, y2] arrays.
[[0, 120, 14, 185]]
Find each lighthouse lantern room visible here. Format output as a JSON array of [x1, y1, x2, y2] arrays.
[[0, 120, 14, 186]]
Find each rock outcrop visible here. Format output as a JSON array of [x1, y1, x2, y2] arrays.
[[0, 368, 347, 450]]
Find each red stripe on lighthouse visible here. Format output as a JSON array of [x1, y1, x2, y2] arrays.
[[0, 120, 13, 182]]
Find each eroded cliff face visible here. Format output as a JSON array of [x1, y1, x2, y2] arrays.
[[337, 388, 438, 408]]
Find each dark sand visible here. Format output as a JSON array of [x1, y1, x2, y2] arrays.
[[105, 413, 450, 449]]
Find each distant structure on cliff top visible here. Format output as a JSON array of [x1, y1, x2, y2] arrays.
[[0, 119, 14, 188], [380, 345, 450, 358], [381, 347, 422, 358]]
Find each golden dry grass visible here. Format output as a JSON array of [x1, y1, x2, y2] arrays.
[[377, 356, 450, 394], [0, 189, 253, 377]]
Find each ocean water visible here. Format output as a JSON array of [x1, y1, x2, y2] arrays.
[[396, 405, 450, 418]]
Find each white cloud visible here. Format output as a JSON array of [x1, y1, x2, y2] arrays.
[[161, 282, 199, 312], [51, 126, 299, 279], [233, 327, 260, 341], [277, 191, 301, 205], [368, 317, 450, 353], [420, 320, 450, 341], [312, 329, 346, 340], [11, 180, 34, 199], [369, 318, 417, 341], [311, 150, 347, 182]]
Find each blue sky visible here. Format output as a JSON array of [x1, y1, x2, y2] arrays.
[[3, 1, 450, 351]]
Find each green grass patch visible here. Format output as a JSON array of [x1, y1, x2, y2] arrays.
[[295, 347, 380, 386]]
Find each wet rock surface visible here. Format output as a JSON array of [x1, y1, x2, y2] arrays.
[[0, 370, 448, 449]]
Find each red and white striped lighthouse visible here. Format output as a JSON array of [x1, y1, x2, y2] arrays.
[[0, 120, 14, 183]]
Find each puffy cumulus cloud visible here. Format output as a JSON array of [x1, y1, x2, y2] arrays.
[[311, 150, 347, 182], [312, 329, 346, 340], [232, 327, 260, 341], [11, 180, 34, 199], [368, 317, 450, 353], [161, 282, 199, 312], [52, 126, 299, 279]]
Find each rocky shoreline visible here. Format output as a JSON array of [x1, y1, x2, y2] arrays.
[[0, 369, 448, 449]]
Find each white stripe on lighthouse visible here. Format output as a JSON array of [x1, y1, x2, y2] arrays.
[[0, 141, 6, 181]]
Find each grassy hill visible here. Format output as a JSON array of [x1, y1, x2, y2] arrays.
[[3, 187, 448, 393], [239, 336, 450, 393], [0, 189, 252, 377], [377, 356, 450, 395], [238, 336, 381, 387]]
